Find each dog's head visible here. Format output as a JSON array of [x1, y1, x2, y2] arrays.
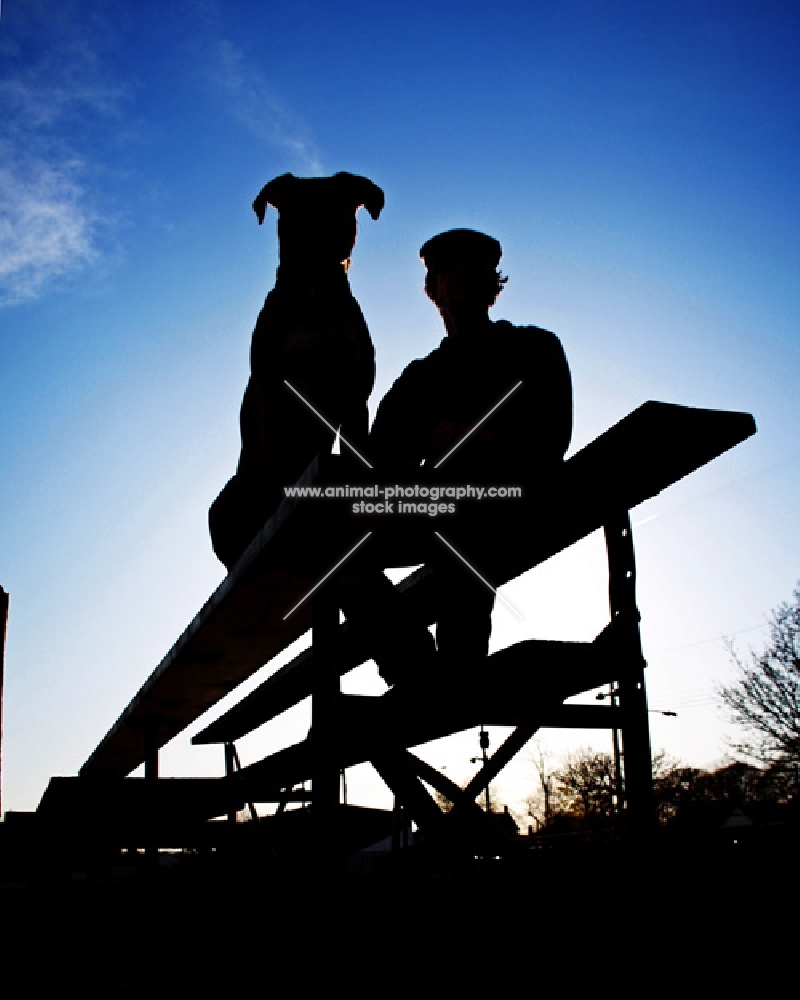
[[252, 172, 384, 267]]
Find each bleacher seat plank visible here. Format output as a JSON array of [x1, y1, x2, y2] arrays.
[[80, 401, 755, 779], [230, 638, 620, 795], [193, 401, 756, 747]]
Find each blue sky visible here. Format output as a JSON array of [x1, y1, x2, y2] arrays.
[[1, 0, 798, 816]]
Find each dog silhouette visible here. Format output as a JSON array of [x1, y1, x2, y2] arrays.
[[209, 171, 384, 569]]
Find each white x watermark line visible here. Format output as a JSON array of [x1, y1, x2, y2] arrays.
[[283, 376, 522, 621], [284, 380, 373, 469], [283, 532, 373, 620], [434, 531, 523, 619], [432, 381, 523, 468]]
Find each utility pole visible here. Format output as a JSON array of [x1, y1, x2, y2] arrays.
[[471, 725, 492, 812]]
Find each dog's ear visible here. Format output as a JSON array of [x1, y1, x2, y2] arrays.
[[336, 172, 385, 221], [357, 178, 385, 220], [252, 173, 295, 225]]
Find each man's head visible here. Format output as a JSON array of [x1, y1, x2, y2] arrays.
[[420, 229, 506, 311]]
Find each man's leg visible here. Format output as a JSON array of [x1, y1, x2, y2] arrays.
[[433, 559, 496, 677], [337, 569, 437, 686]]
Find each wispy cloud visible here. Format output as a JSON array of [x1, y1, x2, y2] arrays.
[[187, 0, 323, 177], [0, 0, 325, 305], [0, 15, 124, 306], [0, 157, 98, 305], [209, 38, 324, 175]]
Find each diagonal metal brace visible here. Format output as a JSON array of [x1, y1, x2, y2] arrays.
[[450, 720, 542, 821], [371, 751, 447, 837]]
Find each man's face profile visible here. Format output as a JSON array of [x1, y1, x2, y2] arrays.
[[428, 262, 497, 313]]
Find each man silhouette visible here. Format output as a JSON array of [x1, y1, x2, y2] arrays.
[[369, 229, 573, 677]]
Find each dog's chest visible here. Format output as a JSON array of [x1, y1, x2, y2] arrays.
[[252, 284, 375, 392], [281, 309, 369, 371]]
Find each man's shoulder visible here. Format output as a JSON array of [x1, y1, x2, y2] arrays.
[[392, 339, 449, 378], [494, 319, 569, 360], [492, 318, 560, 343], [376, 352, 441, 408], [395, 353, 436, 380]]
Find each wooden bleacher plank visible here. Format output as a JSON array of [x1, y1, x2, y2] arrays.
[[192, 565, 434, 745], [77, 460, 347, 778], [225, 638, 619, 795], [192, 401, 756, 747], [37, 774, 312, 828], [38, 775, 245, 824], [80, 401, 755, 780]]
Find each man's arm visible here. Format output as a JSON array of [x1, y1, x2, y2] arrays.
[[471, 323, 573, 473], [540, 329, 573, 462], [369, 360, 431, 478]]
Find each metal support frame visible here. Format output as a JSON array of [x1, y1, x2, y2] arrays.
[[66, 402, 753, 867], [144, 725, 159, 780], [223, 508, 654, 860], [275, 783, 311, 814], [224, 742, 237, 824], [372, 741, 527, 856], [364, 511, 655, 853], [311, 588, 342, 862], [224, 742, 258, 823], [603, 511, 654, 838], [372, 753, 447, 838], [391, 797, 410, 851], [143, 724, 159, 859]]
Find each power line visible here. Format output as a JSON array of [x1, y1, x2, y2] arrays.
[[655, 622, 767, 654]]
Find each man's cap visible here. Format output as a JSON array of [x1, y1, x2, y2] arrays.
[[419, 229, 502, 270]]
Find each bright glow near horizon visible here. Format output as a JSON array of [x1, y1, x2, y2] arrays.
[[1, 1, 798, 820]]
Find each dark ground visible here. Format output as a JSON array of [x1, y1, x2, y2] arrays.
[[1, 836, 793, 995]]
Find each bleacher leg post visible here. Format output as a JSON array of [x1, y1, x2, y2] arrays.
[[144, 725, 158, 780], [604, 512, 655, 840], [311, 589, 341, 864], [144, 725, 159, 860], [224, 742, 237, 825]]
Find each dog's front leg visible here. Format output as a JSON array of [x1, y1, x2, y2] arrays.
[[339, 402, 371, 463]]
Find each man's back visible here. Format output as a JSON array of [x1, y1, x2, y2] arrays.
[[370, 319, 572, 487]]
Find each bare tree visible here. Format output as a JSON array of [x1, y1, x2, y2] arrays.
[[526, 739, 555, 830], [720, 584, 800, 767]]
